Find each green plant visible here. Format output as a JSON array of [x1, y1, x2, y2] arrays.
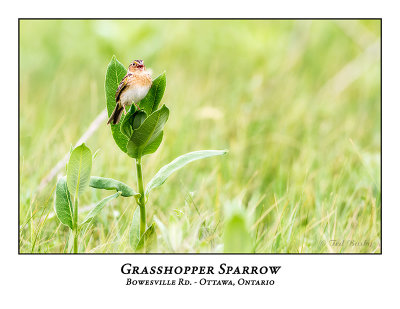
[[54, 143, 138, 253], [105, 56, 228, 251]]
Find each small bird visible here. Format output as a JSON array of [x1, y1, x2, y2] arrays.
[[107, 59, 152, 125]]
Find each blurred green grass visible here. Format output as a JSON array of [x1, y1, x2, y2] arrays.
[[19, 20, 381, 253]]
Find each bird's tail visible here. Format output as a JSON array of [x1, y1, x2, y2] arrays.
[[107, 102, 124, 125]]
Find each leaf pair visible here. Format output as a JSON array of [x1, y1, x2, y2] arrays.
[[55, 143, 93, 229], [105, 56, 168, 158], [55, 144, 137, 231]]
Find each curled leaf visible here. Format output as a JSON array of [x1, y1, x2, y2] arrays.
[[89, 176, 139, 198]]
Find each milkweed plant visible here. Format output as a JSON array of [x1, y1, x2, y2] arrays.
[[54, 56, 228, 253]]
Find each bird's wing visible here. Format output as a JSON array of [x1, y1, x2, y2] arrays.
[[115, 73, 132, 102]]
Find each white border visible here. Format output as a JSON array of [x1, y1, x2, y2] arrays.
[[2, 1, 399, 307]]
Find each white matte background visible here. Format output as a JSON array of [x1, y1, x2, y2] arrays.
[[1, 1, 398, 308]]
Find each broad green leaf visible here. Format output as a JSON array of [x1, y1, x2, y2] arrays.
[[145, 149, 228, 197], [54, 176, 73, 229], [81, 192, 120, 225], [139, 72, 166, 115], [105, 56, 130, 153], [67, 143, 92, 198], [136, 223, 157, 252], [142, 131, 163, 156], [126, 105, 169, 158], [129, 206, 141, 249], [89, 176, 139, 198]]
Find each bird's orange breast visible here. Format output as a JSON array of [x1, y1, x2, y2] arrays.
[[128, 72, 152, 87]]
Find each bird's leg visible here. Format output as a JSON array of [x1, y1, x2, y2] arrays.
[[123, 104, 127, 115], [133, 102, 141, 111]]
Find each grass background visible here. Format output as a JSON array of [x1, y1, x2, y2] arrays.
[[19, 20, 381, 253]]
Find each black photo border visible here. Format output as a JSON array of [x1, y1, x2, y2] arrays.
[[18, 18, 382, 255]]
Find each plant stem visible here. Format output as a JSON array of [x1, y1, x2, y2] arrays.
[[73, 229, 78, 253], [136, 157, 146, 236], [73, 196, 79, 253]]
